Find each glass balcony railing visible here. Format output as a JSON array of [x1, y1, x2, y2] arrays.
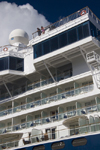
[[0, 84, 93, 117], [1, 121, 100, 150], [70, 123, 100, 136], [0, 70, 71, 101], [0, 99, 99, 135]]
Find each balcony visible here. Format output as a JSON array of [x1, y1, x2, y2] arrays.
[[32, 7, 100, 40], [0, 84, 93, 118], [0, 70, 71, 102], [0, 92, 98, 136]]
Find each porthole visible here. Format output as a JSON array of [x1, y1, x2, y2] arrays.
[[51, 141, 65, 150], [72, 138, 87, 147], [33, 145, 45, 150]]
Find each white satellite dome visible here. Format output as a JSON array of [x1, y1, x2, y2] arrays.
[[9, 29, 29, 46]]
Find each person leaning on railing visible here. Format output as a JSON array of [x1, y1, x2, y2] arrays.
[[41, 26, 45, 34], [37, 28, 41, 36]]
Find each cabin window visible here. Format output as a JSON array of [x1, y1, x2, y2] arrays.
[[72, 138, 87, 147], [51, 141, 65, 150], [33, 145, 45, 150]]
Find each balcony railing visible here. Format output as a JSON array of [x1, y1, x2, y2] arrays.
[[32, 6, 100, 39], [70, 122, 100, 136], [0, 84, 93, 117], [0, 70, 71, 101], [1, 121, 100, 150], [0, 96, 98, 136]]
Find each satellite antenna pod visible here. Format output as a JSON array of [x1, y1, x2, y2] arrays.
[[9, 29, 29, 46]]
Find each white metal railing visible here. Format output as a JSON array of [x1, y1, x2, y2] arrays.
[[86, 51, 100, 63], [1, 122, 100, 149], [0, 70, 71, 101], [0, 84, 93, 118], [32, 7, 100, 39]]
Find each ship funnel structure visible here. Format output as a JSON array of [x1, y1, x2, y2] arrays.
[[9, 29, 29, 46]]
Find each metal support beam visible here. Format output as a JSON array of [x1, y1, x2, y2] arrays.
[[3, 80, 12, 97], [43, 61, 56, 83]]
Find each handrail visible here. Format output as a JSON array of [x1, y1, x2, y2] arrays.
[[0, 90, 95, 132], [0, 84, 93, 117], [1, 121, 100, 149], [0, 70, 71, 101], [32, 6, 100, 39]]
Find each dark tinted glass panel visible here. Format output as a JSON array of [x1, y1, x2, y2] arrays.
[[43, 40, 50, 54], [34, 43, 42, 58], [77, 25, 83, 40], [59, 32, 67, 48], [68, 28, 77, 44], [50, 36, 58, 51], [0, 57, 8, 71], [83, 22, 89, 38], [72, 138, 87, 147], [9, 57, 24, 71], [33, 145, 45, 150], [9, 57, 16, 70], [52, 141, 65, 150], [34, 21, 90, 59], [16, 58, 24, 71], [90, 22, 97, 37]]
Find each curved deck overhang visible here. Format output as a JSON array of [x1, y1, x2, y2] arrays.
[[63, 115, 88, 127], [0, 132, 23, 143]]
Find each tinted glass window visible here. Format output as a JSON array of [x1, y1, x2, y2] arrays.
[[33, 145, 45, 150], [77, 25, 83, 40], [34, 43, 42, 58], [33, 21, 90, 59], [50, 36, 58, 51], [72, 138, 87, 147], [90, 22, 97, 37], [43, 40, 50, 54], [59, 32, 67, 48], [9, 57, 16, 70], [9, 57, 24, 71], [16, 58, 24, 71], [83, 22, 89, 38], [68, 28, 77, 44], [52, 141, 65, 150], [0, 57, 8, 71]]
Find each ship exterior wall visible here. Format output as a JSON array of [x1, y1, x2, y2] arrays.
[[72, 56, 89, 76]]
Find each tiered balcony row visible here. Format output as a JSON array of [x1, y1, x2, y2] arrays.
[[0, 83, 93, 118], [0, 70, 71, 101], [0, 91, 99, 136]]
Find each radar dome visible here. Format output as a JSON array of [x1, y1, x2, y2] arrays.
[[9, 29, 29, 46]]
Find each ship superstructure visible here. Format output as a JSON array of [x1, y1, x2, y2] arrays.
[[0, 7, 100, 150]]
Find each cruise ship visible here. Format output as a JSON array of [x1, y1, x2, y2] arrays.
[[0, 6, 100, 150]]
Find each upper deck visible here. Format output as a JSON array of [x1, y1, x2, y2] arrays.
[[30, 7, 100, 72], [31, 7, 100, 44]]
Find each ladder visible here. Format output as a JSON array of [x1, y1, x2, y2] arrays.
[[80, 48, 100, 88]]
